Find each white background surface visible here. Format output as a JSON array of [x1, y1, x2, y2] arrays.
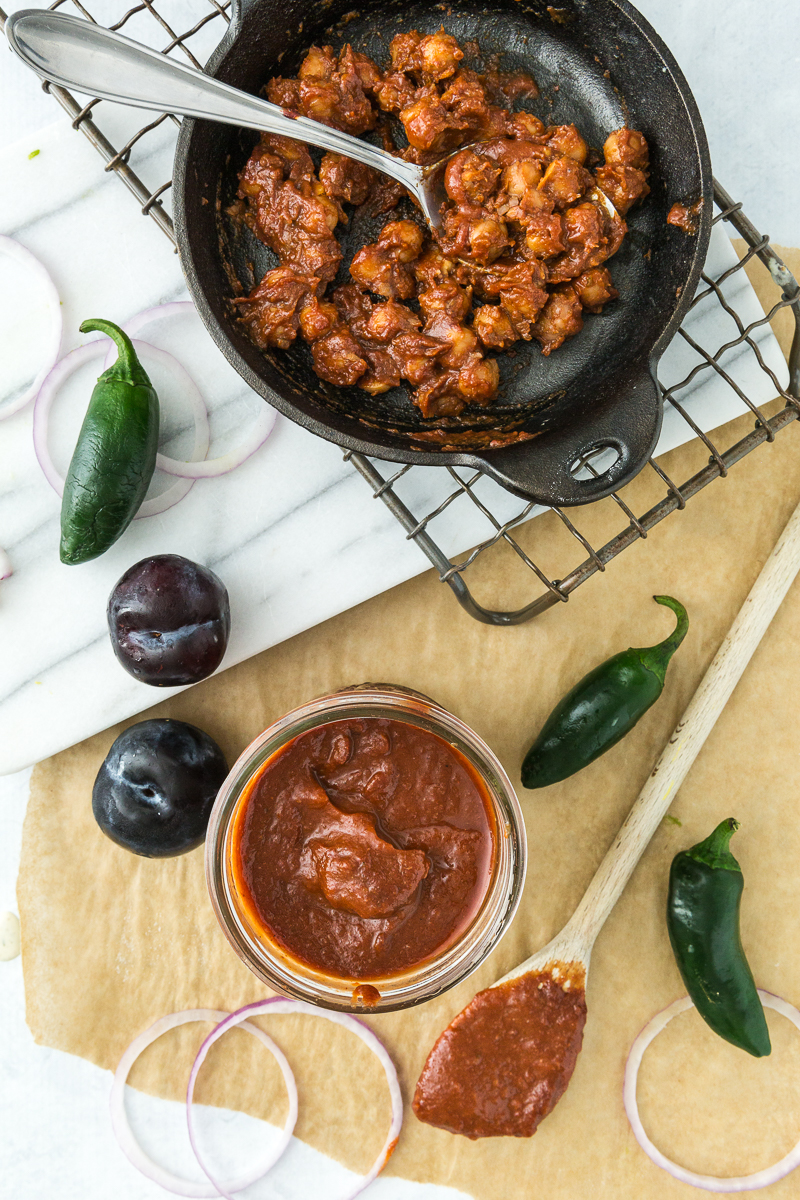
[[2, 1, 800, 1197], [2, 0, 799, 246]]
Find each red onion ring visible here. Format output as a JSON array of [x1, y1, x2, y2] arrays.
[[124, 300, 198, 342], [106, 301, 277, 478], [0, 235, 62, 421], [156, 404, 276, 479], [0, 547, 12, 581], [187, 998, 403, 1200], [32, 339, 210, 519], [624, 989, 800, 1192], [111, 1007, 297, 1198], [102, 302, 197, 371]]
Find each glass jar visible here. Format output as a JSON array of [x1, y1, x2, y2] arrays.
[[206, 684, 526, 1013]]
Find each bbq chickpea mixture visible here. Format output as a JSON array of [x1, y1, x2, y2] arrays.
[[235, 30, 650, 419]]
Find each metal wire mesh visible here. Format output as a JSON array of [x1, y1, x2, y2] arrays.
[[3, 0, 799, 624]]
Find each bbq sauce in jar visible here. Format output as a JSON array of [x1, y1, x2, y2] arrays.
[[230, 717, 496, 980]]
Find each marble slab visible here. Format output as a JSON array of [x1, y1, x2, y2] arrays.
[[0, 108, 790, 775], [3, 0, 800, 246]]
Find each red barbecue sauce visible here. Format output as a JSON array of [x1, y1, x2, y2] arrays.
[[231, 718, 496, 979], [413, 963, 587, 1138], [667, 199, 703, 234]]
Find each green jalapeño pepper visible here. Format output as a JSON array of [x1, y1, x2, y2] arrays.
[[60, 319, 159, 565], [521, 595, 688, 788], [667, 818, 770, 1057]]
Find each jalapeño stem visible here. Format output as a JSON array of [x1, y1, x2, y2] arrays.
[[79, 317, 152, 388], [632, 595, 689, 686], [685, 816, 742, 872]]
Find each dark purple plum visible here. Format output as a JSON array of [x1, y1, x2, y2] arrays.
[[108, 554, 230, 686], [92, 718, 229, 856]]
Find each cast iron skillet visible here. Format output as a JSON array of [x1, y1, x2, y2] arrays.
[[173, 0, 712, 505]]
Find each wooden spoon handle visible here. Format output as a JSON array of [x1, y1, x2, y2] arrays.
[[565, 495, 800, 958]]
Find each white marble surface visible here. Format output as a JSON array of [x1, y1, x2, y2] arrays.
[[0, 134, 789, 775], [2, 0, 800, 247], [2, 1, 799, 1198], [0, 0, 796, 773]]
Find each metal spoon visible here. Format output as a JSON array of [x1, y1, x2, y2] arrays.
[[6, 9, 621, 241], [5, 8, 454, 232]]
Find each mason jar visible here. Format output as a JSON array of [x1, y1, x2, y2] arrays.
[[206, 684, 526, 1013]]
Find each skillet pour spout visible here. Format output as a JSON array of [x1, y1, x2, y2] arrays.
[[173, 0, 712, 506]]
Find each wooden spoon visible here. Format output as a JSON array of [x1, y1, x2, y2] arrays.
[[415, 493, 800, 1140]]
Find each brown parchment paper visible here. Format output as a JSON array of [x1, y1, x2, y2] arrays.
[[17, 246, 800, 1198]]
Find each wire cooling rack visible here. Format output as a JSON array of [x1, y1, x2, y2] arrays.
[[3, 0, 799, 624]]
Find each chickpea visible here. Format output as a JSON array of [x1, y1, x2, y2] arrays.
[[379, 220, 424, 264], [473, 305, 517, 349], [298, 299, 338, 342], [361, 376, 394, 395], [389, 31, 421, 74], [301, 86, 339, 125], [400, 94, 452, 153], [418, 31, 464, 81], [523, 213, 565, 258], [350, 245, 385, 290], [458, 357, 499, 404], [603, 127, 649, 169], [510, 112, 545, 139], [299, 45, 335, 80], [502, 159, 542, 198], [574, 267, 618, 312], [445, 150, 500, 207], [312, 329, 367, 386], [364, 300, 419, 341], [539, 156, 589, 208], [531, 285, 584, 355], [469, 218, 510, 264], [547, 124, 588, 164], [419, 282, 472, 322], [310, 181, 341, 231]]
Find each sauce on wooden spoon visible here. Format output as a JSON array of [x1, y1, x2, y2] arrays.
[[413, 961, 586, 1138]]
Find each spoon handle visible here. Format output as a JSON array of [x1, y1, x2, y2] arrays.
[[5, 9, 421, 191], [563, 493, 800, 958]]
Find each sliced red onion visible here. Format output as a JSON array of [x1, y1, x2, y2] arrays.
[[132, 339, 209, 516], [0, 546, 12, 581], [124, 300, 198, 343], [32, 339, 210, 519], [157, 403, 276, 479], [33, 341, 104, 496], [624, 990, 800, 1192], [107, 301, 277, 478], [0, 235, 62, 421], [187, 998, 403, 1200], [111, 1007, 297, 1198], [102, 302, 198, 372]]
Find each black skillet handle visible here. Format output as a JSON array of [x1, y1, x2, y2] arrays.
[[472, 366, 664, 507]]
